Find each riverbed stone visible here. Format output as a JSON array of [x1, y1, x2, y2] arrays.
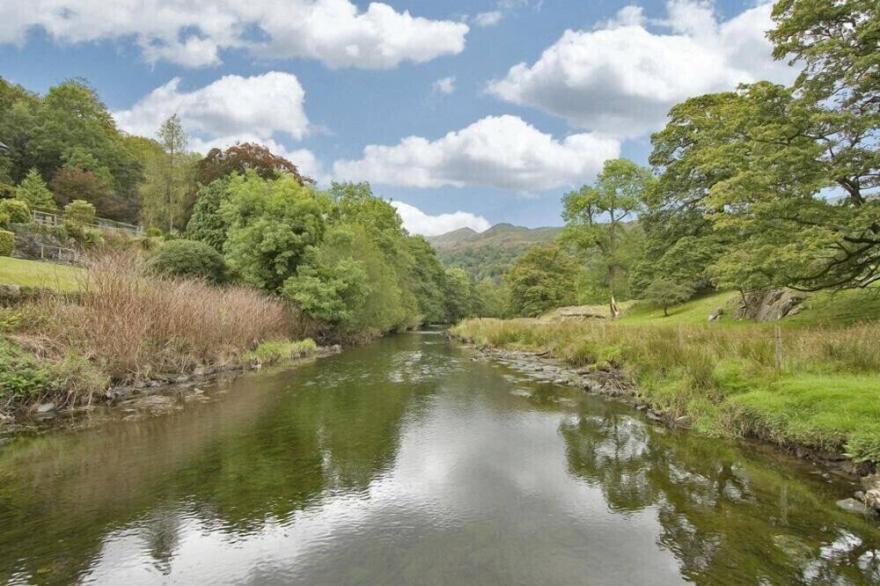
[[35, 402, 56, 414], [836, 498, 876, 516]]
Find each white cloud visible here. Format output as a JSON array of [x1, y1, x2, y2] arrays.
[[333, 115, 620, 193], [115, 72, 324, 181], [473, 11, 503, 28], [432, 76, 456, 95], [0, 0, 468, 69], [391, 201, 491, 236], [487, 0, 795, 138], [114, 72, 309, 142]]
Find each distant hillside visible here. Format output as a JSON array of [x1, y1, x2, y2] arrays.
[[428, 223, 562, 281]]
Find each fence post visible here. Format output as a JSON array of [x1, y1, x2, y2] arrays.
[[774, 325, 783, 371]]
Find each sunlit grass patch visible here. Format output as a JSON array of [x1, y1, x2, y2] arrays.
[[0, 257, 83, 291]]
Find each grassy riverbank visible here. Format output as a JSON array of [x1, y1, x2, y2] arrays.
[[452, 306, 880, 467], [0, 254, 318, 415]]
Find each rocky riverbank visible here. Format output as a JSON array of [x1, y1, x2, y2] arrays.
[[0, 344, 342, 436], [461, 339, 880, 519]]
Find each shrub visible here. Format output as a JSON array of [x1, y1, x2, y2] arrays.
[[0, 338, 50, 402], [147, 239, 228, 283], [64, 199, 96, 226], [0, 212, 9, 228], [246, 338, 318, 365], [0, 230, 14, 256], [0, 199, 31, 224]]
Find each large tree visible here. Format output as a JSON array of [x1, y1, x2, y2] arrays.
[[506, 243, 580, 317], [195, 143, 310, 186], [562, 159, 652, 308]]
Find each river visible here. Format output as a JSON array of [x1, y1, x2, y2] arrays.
[[1, 332, 878, 584]]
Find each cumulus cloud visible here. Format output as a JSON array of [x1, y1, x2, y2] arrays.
[[115, 72, 322, 181], [0, 0, 468, 69], [114, 72, 309, 142], [333, 115, 620, 193], [432, 76, 456, 95], [487, 0, 795, 138], [391, 202, 491, 237]]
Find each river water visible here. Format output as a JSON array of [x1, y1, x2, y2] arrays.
[[1, 332, 879, 584]]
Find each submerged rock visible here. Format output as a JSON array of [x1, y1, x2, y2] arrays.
[[836, 498, 877, 516]]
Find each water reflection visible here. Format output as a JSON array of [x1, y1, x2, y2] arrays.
[[0, 333, 877, 584], [561, 403, 880, 584]]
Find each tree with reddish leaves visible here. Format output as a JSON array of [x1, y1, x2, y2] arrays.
[[195, 143, 312, 186]]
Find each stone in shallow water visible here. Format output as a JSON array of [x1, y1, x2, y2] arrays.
[[836, 498, 876, 516]]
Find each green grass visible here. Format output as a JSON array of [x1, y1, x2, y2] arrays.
[[0, 257, 82, 291], [245, 339, 319, 366], [619, 290, 740, 325], [784, 287, 880, 327], [452, 315, 880, 464], [731, 374, 880, 462]]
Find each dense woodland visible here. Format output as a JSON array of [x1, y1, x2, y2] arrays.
[[0, 78, 500, 337], [1, 0, 877, 329]]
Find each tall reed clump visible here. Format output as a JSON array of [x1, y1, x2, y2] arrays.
[[452, 318, 880, 462], [7, 252, 298, 405]]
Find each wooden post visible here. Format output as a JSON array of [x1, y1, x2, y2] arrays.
[[774, 325, 783, 371]]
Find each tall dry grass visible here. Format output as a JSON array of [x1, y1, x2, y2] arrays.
[[16, 252, 298, 386]]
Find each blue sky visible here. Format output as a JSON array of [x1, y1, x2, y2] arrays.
[[0, 0, 793, 234]]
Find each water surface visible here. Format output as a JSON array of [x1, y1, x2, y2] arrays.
[[1, 333, 878, 584]]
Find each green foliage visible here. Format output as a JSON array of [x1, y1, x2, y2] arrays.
[[0, 199, 30, 224], [148, 239, 228, 283], [63, 199, 96, 226], [643, 278, 695, 317], [506, 243, 580, 317], [562, 159, 652, 301], [0, 338, 50, 400], [245, 338, 318, 365], [222, 172, 328, 292], [15, 168, 56, 210], [0, 230, 13, 256], [444, 267, 476, 323], [186, 179, 230, 252]]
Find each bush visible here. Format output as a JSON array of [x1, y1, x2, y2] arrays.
[[0, 338, 50, 402], [0, 230, 14, 256], [246, 339, 318, 365], [147, 239, 228, 283], [64, 199, 96, 226], [0, 199, 31, 224], [0, 212, 9, 228]]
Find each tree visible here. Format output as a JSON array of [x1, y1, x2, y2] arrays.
[[157, 114, 189, 233], [50, 166, 111, 209], [562, 159, 652, 307], [643, 278, 695, 317], [15, 168, 55, 210], [650, 79, 879, 292], [195, 143, 309, 186], [506, 243, 580, 317], [221, 172, 328, 292], [185, 179, 231, 252], [444, 267, 476, 323], [63, 199, 96, 226]]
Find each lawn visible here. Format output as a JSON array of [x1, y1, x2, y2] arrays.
[[0, 257, 82, 291]]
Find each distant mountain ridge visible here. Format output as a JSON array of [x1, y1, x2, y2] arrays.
[[427, 223, 562, 281], [427, 223, 562, 252]]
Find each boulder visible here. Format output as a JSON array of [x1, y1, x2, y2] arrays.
[[708, 307, 724, 321], [734, 289, 806, 321], [836, 497, 876, 516]]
